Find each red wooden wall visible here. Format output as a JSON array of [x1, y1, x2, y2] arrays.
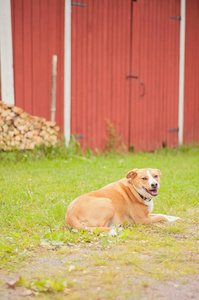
[[11, 0, 65, 130], [183, 0, 199, 144], [71, 0, 131, 150], [10, 0, 199, 151]]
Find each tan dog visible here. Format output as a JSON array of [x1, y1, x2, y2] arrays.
[[65, 168, 180, 235]]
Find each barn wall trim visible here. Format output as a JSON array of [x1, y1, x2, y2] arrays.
[[0, 0, 15, 104], [64, 0, 72, 146], [178, 0, 186, 145]]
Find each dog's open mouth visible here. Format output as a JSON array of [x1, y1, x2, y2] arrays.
[[143, 187, 158, 196]]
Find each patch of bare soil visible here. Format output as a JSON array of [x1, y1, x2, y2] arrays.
[[0, 249, 198, 300], [142, 274, 199, 300]]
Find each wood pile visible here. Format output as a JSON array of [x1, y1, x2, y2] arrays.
[[0, 101, 60, 150]]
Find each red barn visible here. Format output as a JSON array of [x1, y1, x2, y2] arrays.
[[0, 0, 199, 151]]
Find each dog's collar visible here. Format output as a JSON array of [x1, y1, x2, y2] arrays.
[[130, 180, 152, 202], [139, 194, 152, 202]]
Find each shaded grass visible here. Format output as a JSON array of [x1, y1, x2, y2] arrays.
[[0, 146, 199, 298]]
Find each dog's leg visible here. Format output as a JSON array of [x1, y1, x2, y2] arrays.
[[152, 214, 180, 222], [82, 220, 120, 236], [142, 214, 171, 224], [143, 214, 180, 224], [107, 219, 123, 236]]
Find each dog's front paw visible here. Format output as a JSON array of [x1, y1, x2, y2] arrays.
[[156, 214, 180, 222], [109, 228, 117, 236], [165, 215, 180, 222]]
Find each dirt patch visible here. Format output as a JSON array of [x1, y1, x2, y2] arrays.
[[0, 247, 199, 299], [143, 275, 199, 299]]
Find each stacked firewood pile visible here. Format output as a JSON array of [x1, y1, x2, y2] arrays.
[[0, 101, 60, 150]]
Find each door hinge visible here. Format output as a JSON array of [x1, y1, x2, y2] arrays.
[[168, 128, 179, 133], [72, 2, 86, 7], [170, 16, 181, 20]]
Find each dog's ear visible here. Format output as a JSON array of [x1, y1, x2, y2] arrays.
[[126, 168, 138, 179], [155, 169, 162, 177]]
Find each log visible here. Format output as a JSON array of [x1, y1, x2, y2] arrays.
[[0, 101, 60, 150]]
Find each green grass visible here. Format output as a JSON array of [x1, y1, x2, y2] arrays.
[[0, 146, 199, 299]]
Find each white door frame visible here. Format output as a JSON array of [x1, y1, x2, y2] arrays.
[[178, 0, 186, 145], [0, 0, 15, 104], [64, 0, 72, 146]]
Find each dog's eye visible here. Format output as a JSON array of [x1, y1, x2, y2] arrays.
[[142, 177, 147, 180], [154, 175, 158, 178]]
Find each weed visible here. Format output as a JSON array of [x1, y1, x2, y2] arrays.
[[104, 119, 127, 153], [104, 119, 119, 152], [8, 276, 71, 294]]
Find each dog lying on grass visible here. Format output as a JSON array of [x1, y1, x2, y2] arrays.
[[65, 168, 180, 235]]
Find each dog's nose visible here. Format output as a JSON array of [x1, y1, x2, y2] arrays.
[[151, 182, 158, 188]]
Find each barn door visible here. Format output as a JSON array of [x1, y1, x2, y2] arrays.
[[71, 0, 131, 150], [129, 0, 180, 152]]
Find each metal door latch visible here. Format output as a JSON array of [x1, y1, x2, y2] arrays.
[[168, 128, 179, 132], [126, 74, 139, 79], [72, 2, 86, 7], [170, 16, 181, 20]]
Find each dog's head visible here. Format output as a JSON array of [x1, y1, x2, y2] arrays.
[[126, 168, 161, 199]]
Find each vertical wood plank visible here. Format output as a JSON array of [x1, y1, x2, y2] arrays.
[[40, 0, 50, 120], [23, 0, 32, 113], [71, 2, 77, 138], [184, 0, 199, 144], [31, 0, 41, 116], [86, 0, 94, 148], [80, 0, 87, 148]]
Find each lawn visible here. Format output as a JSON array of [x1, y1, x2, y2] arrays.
[[0, 146, 198, 299]]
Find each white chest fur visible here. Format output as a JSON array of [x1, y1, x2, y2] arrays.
[[144, 199, 154, 213]]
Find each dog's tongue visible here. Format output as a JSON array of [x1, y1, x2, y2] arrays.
[[150, 189, 158, 196], [143, 187, 158, 196]]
